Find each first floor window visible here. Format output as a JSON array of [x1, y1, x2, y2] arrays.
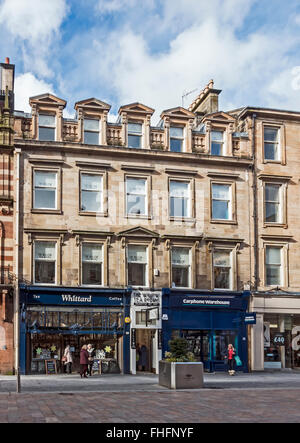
[[34, 170, 57, 210], [266, 246, 282, 286], [81, 173, 103, 212], [82, 243, 103, 285], [265, 183, 282, 223], [213, 250, 232, 289], [34, 241, 56, 284], [170, 180, 190, 217], [126, 177, 147, 215], [212, 183, 231, 220], [128, 245, 148, 286], [171, 247, 191, 288]]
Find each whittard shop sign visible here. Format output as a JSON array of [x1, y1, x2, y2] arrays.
[[25, 292, 123, 306]]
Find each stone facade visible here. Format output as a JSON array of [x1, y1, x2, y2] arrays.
[[0, 59, 15, 374]]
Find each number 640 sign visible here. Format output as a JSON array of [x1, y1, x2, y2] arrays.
[[273, 334, 285, 345]]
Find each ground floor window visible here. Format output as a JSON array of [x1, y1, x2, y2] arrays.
[[264, 314, 300, 369]]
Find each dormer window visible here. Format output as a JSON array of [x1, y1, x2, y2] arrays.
[[170, 127, 184, 152], [84, 118, 100, 145], [211, 130, 224, 156], [128, 122, 142, 148], [38, 114, 56, 141]]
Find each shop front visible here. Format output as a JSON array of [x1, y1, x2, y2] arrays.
[[130, 290, 162, 375], [19, 286, 131, 375], [162, 289, 250, 372], [250, 293, 300, 371]]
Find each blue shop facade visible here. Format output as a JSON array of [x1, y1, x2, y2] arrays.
[[161, 289, 251, 372], [19, 286, 131, 375]]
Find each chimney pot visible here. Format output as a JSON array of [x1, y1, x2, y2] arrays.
[[5, 57, 10, 64]]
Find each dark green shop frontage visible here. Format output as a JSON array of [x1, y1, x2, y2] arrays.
[[19, 286, 131, 375], [161, 289, 251, 372]]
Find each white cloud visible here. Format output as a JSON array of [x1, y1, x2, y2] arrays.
[[0, 0, 68, 77], [96, 0, 154, 14], [14, 73, 54, 113], [82, 0, 300, 122]]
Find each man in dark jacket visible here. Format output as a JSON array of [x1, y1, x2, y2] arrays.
[[80, 345, 89, 378]]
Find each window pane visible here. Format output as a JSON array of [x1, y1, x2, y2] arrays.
[[127, 195, 146, 215], [170, 138, 183, 152], [128, 245, 147, 263], [266, 247, 281, 265], [127, 178, 146, 195], [211, 131, 223, 141], [39, 127, 55, 141], [84, 119, 99, 131], [265, 184, 280, 202], [81, 174, 102, 191], [81, 191, 102, 212], [34, 189, 56, 209], [172, 267, 189, 287], [35, 261, 55, 284], [170, 197, 188, 217], [264, 143, 278, 160], [128, 263, 146, 286], [35, 242, 56, 260], [170, 181, 189, 197], [172, 248, 190, 265], [35, 171, 56, 188], [212, 184, 229, 200], [128, 123, 142, 134], [264, 128, 278, 142], [39, 115, 55, 127], [128, 134, 141, 148], [214, 251, 230, 267], [214, 267, 230, 289], [82, 244, 102, 262], [266, 266, 281, 286], [265, 202, 279, 223], [82, 262, 102, 285], [212, 200, 229, 219], [170, 127, 183, 138], [84, 131, 99, 145], [211, 142, 222, 156]]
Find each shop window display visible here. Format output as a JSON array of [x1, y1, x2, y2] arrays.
[[264, 314, 300, 369]]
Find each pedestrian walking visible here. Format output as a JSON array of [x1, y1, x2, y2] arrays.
[[225, 343, 236, 375], [62, 344, 73, 374], [87, 343, 95, 376], [140, 344, 148, 372], [80, 344, 89, 378]]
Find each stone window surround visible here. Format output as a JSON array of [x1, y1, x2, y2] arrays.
[[124, 172, 152, 220], [78, 168, 108, 217], [206, 122, 234, 157], [261, 240, 289, 289], [165, 238, 200, 289], [209, 178, 237, 225], [30, 165, 62, 215], [259, 174, 291, 229], [207, 240, 240, 291], [121, 238, 155, 288], [261, 120, 286, 165], [167, 176, 195, 221]]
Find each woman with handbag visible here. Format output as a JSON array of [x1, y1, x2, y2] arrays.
[[62, 345, 73, 374], [225, 343, 236, 376]]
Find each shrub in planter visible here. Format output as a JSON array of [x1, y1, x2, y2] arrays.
[[159, 338, 204, 389]]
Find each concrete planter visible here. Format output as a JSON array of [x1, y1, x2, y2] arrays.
[[159, 360, 204, 389]]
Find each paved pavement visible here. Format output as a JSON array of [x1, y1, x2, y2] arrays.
[[0, 372, 300, 423]]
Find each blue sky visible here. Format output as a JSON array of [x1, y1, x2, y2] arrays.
[[1, 0, 300, 123]]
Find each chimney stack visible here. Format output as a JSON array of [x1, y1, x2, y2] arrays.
[[0, 58, 15, 110]]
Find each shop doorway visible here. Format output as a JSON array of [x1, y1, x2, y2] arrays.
[[136, 329, 156, 373], [181, 330, 238, 372]]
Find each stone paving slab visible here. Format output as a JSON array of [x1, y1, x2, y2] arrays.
[[0, 389, 299, 423]]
